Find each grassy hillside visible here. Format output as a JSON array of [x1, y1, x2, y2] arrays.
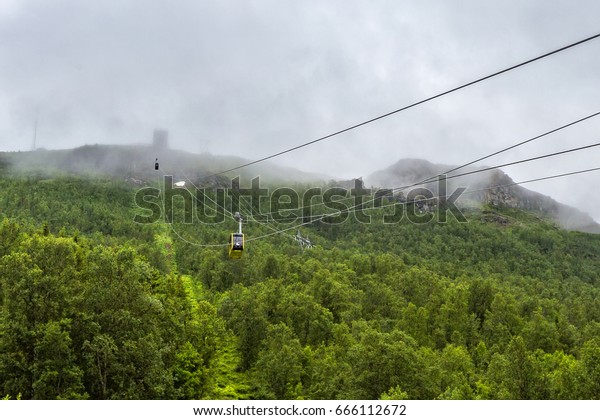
[[1, 170, 600, 399]]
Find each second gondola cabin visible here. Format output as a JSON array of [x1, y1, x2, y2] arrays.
[[228, 232, 244, 259]]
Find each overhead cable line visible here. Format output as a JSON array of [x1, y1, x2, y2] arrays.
[[170, 162, 600, 247], [319, 140, 600, 217], [166, 137, 600, 246], [252, 110, 600, 217], [245, 141, 600, 233], [419, 110, 600, 183], [154, 167, 239, 247], [243, 165, 600, 243], [209, 32, 600, 176], [483, 166, 600, 189], [441, 141, 600, 182], [267, 166, 600, 223]]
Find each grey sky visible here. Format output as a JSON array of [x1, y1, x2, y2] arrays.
[[1, 0, 600, 220]]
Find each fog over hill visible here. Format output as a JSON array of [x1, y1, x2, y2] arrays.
[[1, 144, 328, 187], [366, 158, 600, 234], [2, 145, 599, 234]]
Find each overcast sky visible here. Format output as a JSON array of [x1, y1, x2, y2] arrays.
[[1, 0, 600, 219]]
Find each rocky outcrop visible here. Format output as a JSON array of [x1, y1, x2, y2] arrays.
[[366, 159, 600, 234]]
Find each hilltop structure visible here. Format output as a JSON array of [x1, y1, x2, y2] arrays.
[[153, 129, 169, 150]]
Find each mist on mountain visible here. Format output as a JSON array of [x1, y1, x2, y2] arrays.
[[366, 158, 600, 234]]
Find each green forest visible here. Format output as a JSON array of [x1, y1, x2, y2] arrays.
[[1, 168, 600, 400]]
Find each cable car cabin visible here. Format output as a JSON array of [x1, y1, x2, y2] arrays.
[[228, 233, 244, 259]]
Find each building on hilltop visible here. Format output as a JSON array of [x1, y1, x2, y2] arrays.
[[153, 129, 169, 150]]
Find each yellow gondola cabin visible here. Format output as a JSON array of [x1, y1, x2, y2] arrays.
[[228, 232, 244, 259]]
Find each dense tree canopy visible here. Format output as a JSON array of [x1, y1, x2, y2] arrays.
[[1, 173, 600, 399]]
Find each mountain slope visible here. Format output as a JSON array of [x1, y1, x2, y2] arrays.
[[366, 158, 600, 234], [1, 144, 328, 186], [3, 154, 600, 400]]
